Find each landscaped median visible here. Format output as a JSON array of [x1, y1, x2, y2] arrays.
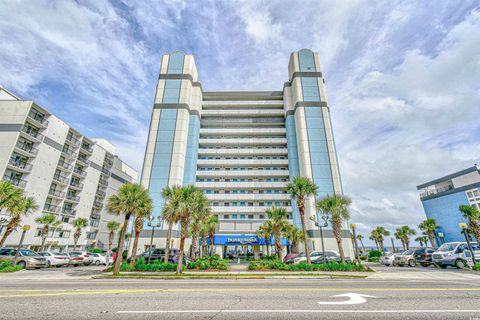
[[106, 256, 230, 273], [248, 260, 372, 272], [0, 261, 23, 273]]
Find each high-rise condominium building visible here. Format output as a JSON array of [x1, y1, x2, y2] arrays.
[[137, 49, 353, 257], [417, 165, 480, 243], [0, 87, 137, 251]]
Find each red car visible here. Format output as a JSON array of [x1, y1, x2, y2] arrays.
[[283, 253, 298, 262]]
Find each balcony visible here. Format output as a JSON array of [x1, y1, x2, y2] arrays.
[[210, 206, 291, 214], [8, 158, 33, 172], [202, 109, 285, 117], [104, 157, 113, 167], [200, 128, 286, 136], [98, 178, 108, 187], [65, 194, 80, 202], [197, 159, 289, 167], [61, 207, 76, 216], [196, 169, 289, 178], [61, 148, 76, 158], [77, 157, 90, 166], [101, 167, 110, 176], [69, 181, 83, 190], [2, 175, 27, 188], [52, 174, 69, 185], [199, 138, 287, 147], [93, 201, 103, 209], [96, 189, 106, 198], [72, 168, 87, 178], [57, 160, 73, 171], [205, 193, 291, 202], [20, 126, 44, 142], [43, 204, 60, 213], [80, 144, 93, 154], [65, 135, 81, 147], [48, 189, 65, 199], [198, 148, 288, 157], [196, 181, 288, 189], [27, 112, 49, 128], [15, 141, 38, 156]]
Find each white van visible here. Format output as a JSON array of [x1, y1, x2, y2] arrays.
[[432, 242, 474, 269]]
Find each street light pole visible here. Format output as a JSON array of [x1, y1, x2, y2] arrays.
[[147, 216, 162, 264], [459, 223, 476, 265], [14, 225, 30, 265], [310, 213, 328, 263]]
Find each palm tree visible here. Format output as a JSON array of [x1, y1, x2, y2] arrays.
[[206, 214, 218, 256], [357, 234, 366, 253], [415, 236, 428, 247], [257, 221, 273, 256], [47, 221, 63, 251], [369, 234, 379, 250], [35, 213, 58, 251], [72, 218, 88, 250], [0, 180, 23, 210], [459, 205, 480, 242], [316, 194, 351, 264], [161, 185, 181, 263], [130, 195, 153, 266], [107, 183, 152, 275], [370, 226, 390, 252], [394, 226, 416, 250], [107, 221, 119, 252], [0, 195, 37, 247], [175, 186, 208, 274], [286, 176, 318, 264], [418, 218, 438, 247], [283, 223, 304, 254], [265, 207, 288, 260], [188, 200, 211, 259]]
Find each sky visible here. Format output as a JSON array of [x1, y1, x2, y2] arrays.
[[0, 0, 479, 245]]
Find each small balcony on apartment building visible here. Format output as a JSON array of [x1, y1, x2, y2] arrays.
[[103, 154, 114, 167], [43, 203, 61, 214], [92, 199, 104, 210], [65, 132, 81, 147], [80, 141, 93, 154], [95, 188, 106, 198], [48, 188, 66, 200], [65, 191, 80, 203], [77, 154, 91, 166], [26, 108, 49, 128], [69, 179, 83, 190], [20, 124, 44, 142], [61, 206, 76, 216], [52, 172, 70, 185], [14, 140, 38, 157], [98, 177, 108, 187], [72, 166, 87, 179], [2, 174, 27, 188], [7, 156, 33, 173], [61, 146, 77, 159]]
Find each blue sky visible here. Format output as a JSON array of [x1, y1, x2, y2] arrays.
[[1, 1, 479, 242]]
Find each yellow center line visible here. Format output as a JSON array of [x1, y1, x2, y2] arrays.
[[0, 287, 479, 298]]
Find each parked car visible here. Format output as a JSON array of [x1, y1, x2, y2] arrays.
[[414, 247, 436, 267], [432, 242, 474, 269], [285, 252, 304, 264], [69, 251, 93, 265], [394, 249, 417, 267], [471, 242, 480, 261], [283, 253, 298, 262], [90, 253, 111, 266], [133, 248, 180, 263], [380, 252, 397, 266], [0, 248, 47, 269], [312, 251, 350, 264], [38, 251, 70, 267], [66, 252, 85, 266]]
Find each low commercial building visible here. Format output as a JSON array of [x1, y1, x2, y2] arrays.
[[417, 165, 480, 243], [0, 87, 137, 251]]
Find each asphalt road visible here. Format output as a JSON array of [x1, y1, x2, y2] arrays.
[[1, 266, 480, 319]]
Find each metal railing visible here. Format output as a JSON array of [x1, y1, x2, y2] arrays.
[[21, 126, 44, 141], [27, 112, 49, 127], [65, 194, 80, 202], [93, 201, 103, 209], [69, 181, 84, 189], [66, 135, 81, 146], [98, 178, 108, 186], [43, 204, 60, 213], [77, 157, 91, 166], [48, 189, 65, 198], [61, 207, 76, 215], [8, 158, 33, 171], [15, 141, 38, 155], [2, 175, 27, 188], [73, 168, 87, 178], [96, 190, 106, 198], [53, 174, 69, 184], [81, 144, 93, 153], [57, 160, 73, 171]]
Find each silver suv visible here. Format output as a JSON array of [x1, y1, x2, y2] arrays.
[[432, 242, 473, 269]]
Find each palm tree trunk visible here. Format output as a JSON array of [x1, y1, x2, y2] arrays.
[[379, 239, 384, 252], [374, 239, 379, 250], [176, 218, 189, 274], [191, 228, 198, 259], [0, 217, 19, 247], [113, 213, 131, 275], [40, 235, 47, 252], [298, 200, 311, 264], [405, 240, 410, 250], [130, 229, 140, 266], [469, 220, 480, 243], [359, 239, 366, 252], [164, 222, 173, 263], [291, 240, 298, 254], [428, 232, 437, 247], [332, 217, 345, 264], [201, 235, 207, 258], [108, 232, 113, 252], [275, 230, 282, 260], [209, 233, 215, 256]]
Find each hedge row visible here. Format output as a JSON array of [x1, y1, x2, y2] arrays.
[[0, 260, 23, 273], [248, 260, 370, 272]]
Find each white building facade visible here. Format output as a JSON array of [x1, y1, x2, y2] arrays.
[[0, 87, 137, 251], [137, 49, 353, 257]]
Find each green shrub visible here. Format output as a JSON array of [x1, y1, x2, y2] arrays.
[[367, 257, 380, 263], [247, 259, 370, 272], [262, 254, 278, 261], [368, 250, 383, 258], [473, 263, 480, 271], [186, 257, 229, 270], [89, 248, 104, 254], [134, 257, 178, 272], [0, 260, 24, 273], [359, 255, 367, 261]]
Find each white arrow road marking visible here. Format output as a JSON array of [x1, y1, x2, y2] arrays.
[[317, 292, 376, 305]]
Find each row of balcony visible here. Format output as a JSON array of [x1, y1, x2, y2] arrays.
[[15, 141, 38, 156], [20, 126, 44, 142], [2, 175, 27, 188], [8, 158, 33, 172]]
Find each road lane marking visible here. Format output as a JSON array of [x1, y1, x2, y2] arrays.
[[317, 293, 376, 305], [117, 310, 480, 314], [0, 287, 479, 298]]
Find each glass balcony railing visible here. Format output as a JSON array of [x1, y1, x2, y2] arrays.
[[69, 181, 83, 189], [48, 189, 65, 198], [43, 204, 60, 213], [53, 174, 69, 184], [65, 194, 80, 202], [27, 112, 49, 127], [65, 135, 81, 146], [15, 141, 38, 155], [20, 126, 44, 141], [57, 160, 73, 171], [81, 144, 93, 153], [2, 175, 27, 188], [8, 158, 33, 171], [73, 168, 87, 178], [77, 157, 90, 166], [61, 207, 76, 216]]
